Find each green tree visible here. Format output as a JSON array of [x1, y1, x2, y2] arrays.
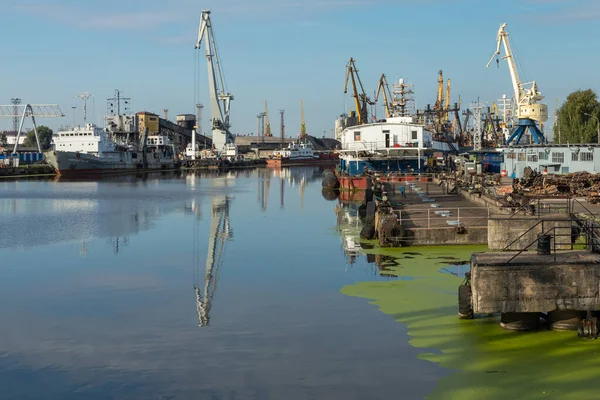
[[23, 126, 53, 150], [554, 89, 600, 144]]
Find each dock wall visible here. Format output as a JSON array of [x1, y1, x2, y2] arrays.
[[487, 215, 573, 251], [403, 226, 488, 246], [471, 252, 600, 313]]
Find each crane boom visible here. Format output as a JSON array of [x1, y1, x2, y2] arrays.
[[195, 10, 235, 152], [374, 74, 392, 119]]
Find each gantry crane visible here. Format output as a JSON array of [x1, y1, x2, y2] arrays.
[[487, 23, 548, 145], [344, 58, 373, 124], [195, 10, 236, 153], [374, 74, 393, 118], [194, 195, 232, 327], [0, 104, 64, 153]]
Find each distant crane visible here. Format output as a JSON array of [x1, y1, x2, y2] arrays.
[[195, 10, 235, 152], [264, 100, 272, 137], [0, 103, 64, 153], [374, 74, 393, 118], [344, 58, 373, 124], [487, 23, 548, 145], [300, 100, 307, 138]]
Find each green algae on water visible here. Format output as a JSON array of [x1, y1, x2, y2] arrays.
[[341, 245, 600, 400]]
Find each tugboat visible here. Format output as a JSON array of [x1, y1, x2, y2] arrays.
[[266, 140, 337, 168]]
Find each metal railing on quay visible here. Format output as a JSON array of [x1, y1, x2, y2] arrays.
[[393, 207, 490, 229]]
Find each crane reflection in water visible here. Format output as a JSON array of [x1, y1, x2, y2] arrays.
[[193, 195, 233, 327]]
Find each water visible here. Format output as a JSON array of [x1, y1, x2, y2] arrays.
[[0, 167, 445, 400]]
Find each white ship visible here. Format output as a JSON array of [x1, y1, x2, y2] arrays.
[[45, 124, 176, 176]]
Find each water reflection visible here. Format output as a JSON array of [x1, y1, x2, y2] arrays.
[[335, 200, 363, 265], [194, 195, 233, 327], [257, 166, 328, 212]]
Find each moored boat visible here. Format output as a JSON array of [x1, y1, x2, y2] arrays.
[[44, 123, 176, 176], [266, 141, 338, 167]]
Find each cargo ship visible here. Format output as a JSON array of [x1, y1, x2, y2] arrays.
[[44, 123, 176, 176], [266, 141, 338, 168]]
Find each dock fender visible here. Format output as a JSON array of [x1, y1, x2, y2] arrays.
[[458, 284, 474, 319]]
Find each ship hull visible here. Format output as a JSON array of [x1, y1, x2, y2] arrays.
[[44, 150, 176, 177]]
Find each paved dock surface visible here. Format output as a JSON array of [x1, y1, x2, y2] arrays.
[[385, 181, 489, 229]]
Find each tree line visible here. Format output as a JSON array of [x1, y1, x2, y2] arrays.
[[0, 126, 53, 150], [553, 89, 600, 144]]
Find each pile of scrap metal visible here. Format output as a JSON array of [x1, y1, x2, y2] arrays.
[[437, 171, 502, 196], [511, 168, 600, 202]]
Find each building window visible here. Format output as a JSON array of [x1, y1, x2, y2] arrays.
[[527, 154, 538, 162], [581, 152, 594, 162], [572, 152, 579, 162], [354, 131, 361, 141], [506, 152, 516, 159], [411, 130, 418, 140], [562, 167, 570, 173], [539, 152, 548, 160], [518, 152, 526, 161], [393, 135, 398, 145], [552, 152, 564, 163]]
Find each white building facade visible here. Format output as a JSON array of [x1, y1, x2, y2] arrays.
[[501, 144, 600, 178]]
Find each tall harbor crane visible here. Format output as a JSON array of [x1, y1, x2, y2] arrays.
[[195, 10, 236, 153], [194, 195, 232, 327], [374, 74, 393, 118], [487, 23, 548, 145], [344, 58, 373, 125]]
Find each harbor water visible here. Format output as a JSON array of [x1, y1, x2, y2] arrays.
[[0, 167, 445, 400]]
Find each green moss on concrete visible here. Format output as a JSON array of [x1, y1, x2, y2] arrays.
[[342, 246, 600, 400]]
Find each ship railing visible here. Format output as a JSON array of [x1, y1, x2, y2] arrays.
[[342, 140, 426, 153]]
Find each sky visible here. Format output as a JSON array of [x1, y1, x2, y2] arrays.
[[0, 0, 598, 140]]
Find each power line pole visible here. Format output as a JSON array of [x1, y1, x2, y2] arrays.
[[76, 92, 93, 123]]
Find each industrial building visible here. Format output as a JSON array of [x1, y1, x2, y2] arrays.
[[501, 144, 600, 178]]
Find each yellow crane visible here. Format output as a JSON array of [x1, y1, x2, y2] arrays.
[[344, 58, 373, 124], [374, 74, 393, 118], [444, 78, 451, 121], [264, 100, 272, 137], [300, 100, 306, 138], [434, 70, 444, 112]]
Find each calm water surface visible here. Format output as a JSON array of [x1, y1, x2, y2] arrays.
[[0, 167, 446, 400]]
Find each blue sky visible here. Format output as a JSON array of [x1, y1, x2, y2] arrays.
[[0, 0, 598, 140]]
